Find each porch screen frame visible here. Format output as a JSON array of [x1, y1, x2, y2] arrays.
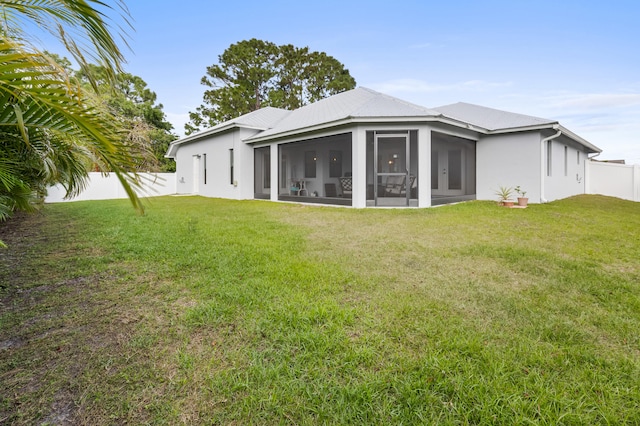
[[373, 131, 411, 207]]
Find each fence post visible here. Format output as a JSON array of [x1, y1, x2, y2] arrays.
[[585, 160, 591, 194], [634, 164, 640, 202]]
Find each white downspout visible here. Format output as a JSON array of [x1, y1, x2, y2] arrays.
[[540, 125, 562, 203]]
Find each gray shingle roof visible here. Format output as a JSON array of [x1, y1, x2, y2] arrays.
[[246, 87, 441, 140], [165, 107, 290, 157], [168, 87, 601, 156], [434, 102, 556, 131]]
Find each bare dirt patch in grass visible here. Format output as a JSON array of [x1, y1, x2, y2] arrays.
[[0, 211, 161, 424]]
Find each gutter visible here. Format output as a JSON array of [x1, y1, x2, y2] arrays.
[[540, 125, 562, 203]]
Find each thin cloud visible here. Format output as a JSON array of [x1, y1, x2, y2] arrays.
[[547, 93, 640, 110], [407, 43, 435, 49]]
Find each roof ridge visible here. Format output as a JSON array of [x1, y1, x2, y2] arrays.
[[351, 87, 441, 117], [372, 88, 438, 111]]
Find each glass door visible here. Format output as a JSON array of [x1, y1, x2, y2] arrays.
[[375, 133, 410, 206], [253, 146, 271, 199], [431, 148, 465, 196]]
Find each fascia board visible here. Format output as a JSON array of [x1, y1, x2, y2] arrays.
[[165, 123, 237, 158], [244, 116, 450, 144], [485, 123, 558, 135], [165, 123, 269, 158], [239, 114, 601, 155], [176, 123, 237, 144], [557, 125, 602, 153], [243, 118, 355, 143]]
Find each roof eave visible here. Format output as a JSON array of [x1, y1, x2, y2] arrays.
[[486, 123, 559, 135], [244, 118, 355, 143], [165, 122, 271, 158], [244, 115, 445, 143], [486, 122, 601, 153], [557, 124, 602, 153]]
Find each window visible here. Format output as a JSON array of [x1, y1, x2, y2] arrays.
[[229, 149, 234, 184], [280, 154, 288, 188], [203, 153, 207, 184], [263, 151, 270, 189], [329, 150, 342, 177], [546, 140, 552, 177], [564, 146, 568, 176], [431, 151, 438, 190], [253, 147, 270, 196], [305, 151, 316, 178]]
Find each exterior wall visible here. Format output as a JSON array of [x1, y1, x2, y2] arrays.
[[45, 172, 176, 203], [544, 136, 587, 202], [174, 136, 208, 195], [174, 128, 260, 199], [476, 132, 541, 202], [587, 161, 640, 202]]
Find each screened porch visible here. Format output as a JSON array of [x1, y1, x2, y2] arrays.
[[254, 132, 354, 206]]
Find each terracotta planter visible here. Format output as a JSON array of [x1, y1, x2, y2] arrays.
[[517, 197, 528, 207], [502, 200, 515, 207]]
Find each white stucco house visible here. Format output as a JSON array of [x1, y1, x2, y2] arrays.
[[166, 87, 601, 207]]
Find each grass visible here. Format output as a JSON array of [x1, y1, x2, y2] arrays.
[[0, 195, 639, 424]]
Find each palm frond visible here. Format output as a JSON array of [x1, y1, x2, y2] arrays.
[[0, 1, 144, 223], [0, 0, 131, 74], [0, 38, 144, 214]]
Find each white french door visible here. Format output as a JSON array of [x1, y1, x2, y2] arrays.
[[431, 148, 465, 196]]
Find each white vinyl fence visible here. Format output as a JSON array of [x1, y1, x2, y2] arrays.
[[45, 172, 177, 203], [586, 161, 640, 202], [44, 163, 639, 204]]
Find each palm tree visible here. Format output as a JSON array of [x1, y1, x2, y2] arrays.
[[0, 0, 144, 244]]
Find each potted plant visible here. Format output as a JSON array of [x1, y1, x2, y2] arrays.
[[495, 186, 514, 207], [514, 186, 528, 207]]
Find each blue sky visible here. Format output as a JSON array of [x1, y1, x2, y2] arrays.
[[48, 1, 640, 163]]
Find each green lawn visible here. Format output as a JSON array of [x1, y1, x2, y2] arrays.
[[1, 195, 639, 424]]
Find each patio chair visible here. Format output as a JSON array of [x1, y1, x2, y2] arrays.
[[290, 178, 308, 196], [383, 175, 405, 195], [383, 175, 416, 196], [338, 177, 352, 198]]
